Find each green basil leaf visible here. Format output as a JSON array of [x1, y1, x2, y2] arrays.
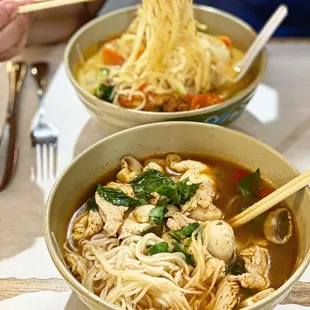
[[94, 84, 114, 102], [156, 184, 180, 205], [148, 242, 169, 255], [131, 169, 175, 198], [96, 184, 141, 208], [87, 197, 98, 212], [177, 178, 200, 205], [237, 168, 261, 197], [148, 206, 168, 225], [169, 223, 199, 243]]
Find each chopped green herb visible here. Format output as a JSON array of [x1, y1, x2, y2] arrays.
[[100, 68, 110, 75], [215, 171, 222, 180], [148, 242, 169, 255], [94, 84, 114, 102], [169, 223, 199, 243], [216, 222, 223, 226], [155, 106, 164, 112], [148, 206, 168, 225], [96, 184, 141, 208], [172, 242, 195, 265], [227, 259, 246, 275], [237, 168, 261, 198], [177, 178, 201, 205], [87, 197, 98, 212]]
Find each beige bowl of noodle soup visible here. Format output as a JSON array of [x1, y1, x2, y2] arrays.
[[65, 5, 267, 134], [45, 122, 310, 310]]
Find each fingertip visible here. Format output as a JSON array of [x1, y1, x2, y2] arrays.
[[2, 1, 18, 15]]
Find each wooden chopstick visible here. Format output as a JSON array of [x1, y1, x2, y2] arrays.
[[228, 170, 310, 229], [18, 0, 95, 14]]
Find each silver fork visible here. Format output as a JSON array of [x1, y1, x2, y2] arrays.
[[30, 62, 59, 184]]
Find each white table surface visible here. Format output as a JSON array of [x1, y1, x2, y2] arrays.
[[0, 40, 310, 309]]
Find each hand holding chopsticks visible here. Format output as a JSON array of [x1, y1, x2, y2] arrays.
[[228, 170, 310, 228], [18, 0, 95, 14]]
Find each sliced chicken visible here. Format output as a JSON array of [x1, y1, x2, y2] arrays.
[[165, 205, 180, 217], [214, 276, 240, 310], [188, 196, 222, 221], [71, 210, 103, 241], [167, 213, 196, 230], [133, 205, 155, 223], [231, 273, 267, 290], [240, 245, 270, 279], [95, 192, 128, 237], [106, 182, 135, 197], [65, 253, 89, 280], [143, 162, 165, 174], [202, 221, 235, 263], [204, 255, 226, 281], [240, 288, 275, 308], [116, 156, 143, 183], [144, 157, 167, 168], [119, 216, 154, 239]]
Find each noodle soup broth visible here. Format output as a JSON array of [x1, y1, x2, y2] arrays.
[[64, 153, 298, 310]]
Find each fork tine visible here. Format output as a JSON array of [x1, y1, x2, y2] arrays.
[[42, 144, 48, 181], [35, 144, 42, 183], [49, 143, 55, 180]]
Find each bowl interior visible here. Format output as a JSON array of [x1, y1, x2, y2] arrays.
[[65, 6, 266, 117], [46, 122, 310, 309]]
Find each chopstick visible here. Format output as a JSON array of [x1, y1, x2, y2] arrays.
[[18, 0, 95, 14], [228, 170, 310, 229]]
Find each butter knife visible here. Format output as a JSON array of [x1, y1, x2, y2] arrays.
[[0, 62, 27, 191]]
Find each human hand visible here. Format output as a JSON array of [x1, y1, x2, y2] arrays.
[[0, 0, 30, 61]]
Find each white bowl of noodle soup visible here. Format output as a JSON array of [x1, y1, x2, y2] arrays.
[[64, 5, 267, 133], [45, 122, 310, 310]]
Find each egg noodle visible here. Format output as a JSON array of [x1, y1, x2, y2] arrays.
[[102, 0, 231, 110], [69, 226, 221, 310]]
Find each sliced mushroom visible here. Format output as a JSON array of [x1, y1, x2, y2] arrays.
[[264, 208, 293, 244], [116, 156, 143, 183], [166, 153, 182, 168]]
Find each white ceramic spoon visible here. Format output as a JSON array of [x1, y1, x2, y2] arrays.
[[234, 4, 288, 83]]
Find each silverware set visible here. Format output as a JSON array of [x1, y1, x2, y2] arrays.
[[0, 61, 58, 192]]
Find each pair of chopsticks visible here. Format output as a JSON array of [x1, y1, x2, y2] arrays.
[[18, 0, 95, 14], [228, 170, 310, 229]]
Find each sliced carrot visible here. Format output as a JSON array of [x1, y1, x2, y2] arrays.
[[102, 48, 125, 66], [190, 93, 224, 110], [219, 35, 232, 49], [139, 82, 150, 92], [118, 95, 142, 108], [137, 46, 145, 59], [183, 94, 194, 103], [258, 187, 274, 200]]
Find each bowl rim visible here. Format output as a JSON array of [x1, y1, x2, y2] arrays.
[[45, 122, 310, 310], [64, 5, 267, 118]]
